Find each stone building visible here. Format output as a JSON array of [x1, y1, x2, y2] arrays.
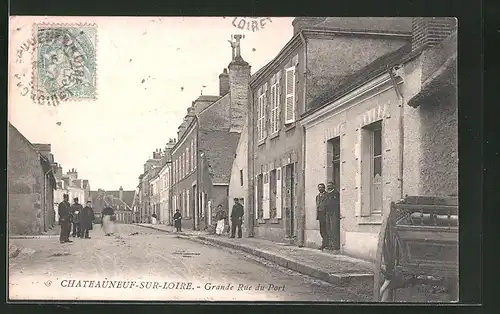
[[245, 17, 412, 245], [300, 17, 457, 261], [137, 150, 162, 222], [170, 34, 249, 231], [8, 123, 57, 235]]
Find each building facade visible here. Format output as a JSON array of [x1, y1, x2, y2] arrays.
[[8, 123, 57, 235], [246, 17, 412, 245], [158, 156, 172, 225], [300, 18, 457, 261], [170, 37, 250, 231]]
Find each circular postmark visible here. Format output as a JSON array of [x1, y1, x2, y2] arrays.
[[225, 17, 273, 32], [33, 26, 97, 104]]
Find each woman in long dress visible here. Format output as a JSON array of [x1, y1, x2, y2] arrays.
[[101, 206, 115, 236], [215, 205, 226, 236]]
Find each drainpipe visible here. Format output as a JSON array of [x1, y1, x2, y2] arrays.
[[387, 65, 405, 199], [298, 31, 307, 247]]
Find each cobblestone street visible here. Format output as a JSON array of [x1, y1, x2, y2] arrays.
[[9, 224, 371, 301]]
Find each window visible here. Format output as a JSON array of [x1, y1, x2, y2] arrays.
[[361, 120, 383, 216], [240, 169, 244, 187], [263, 171, 270, 219], [186, 189, 190, 218], [327, 137, 341, 191], [372, 123, 383, 214], [257, 85, 267, 142], [255, 174, 264, 219], [284, 66, 296, 124], [181, 153, 185, 178], [270, 82, 280, 134], [276, 168, 282, 219], [193, 140, 197, 170], [270, 170, 277, 218], [191, 140, 195, 171], [186, 146, 190, 173]]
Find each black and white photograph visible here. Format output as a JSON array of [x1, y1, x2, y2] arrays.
[[8, 16, 458, 302]]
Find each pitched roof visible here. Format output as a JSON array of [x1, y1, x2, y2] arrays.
[[90, 190, 135, 209], [312, 17, 412, 34], [198, 94, 231, 131], [199, 131, 240, 184], [305, 43, 416, 113]]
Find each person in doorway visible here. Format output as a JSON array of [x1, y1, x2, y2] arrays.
[[101, 206, 115, 236], [215, 204, 226, 236], [173, 209, 182, 232], [316, 183, 329, 250], [80, 201, 95, 239], [71, 197, 83, 238], [151, 213, 158, 225], [58, 194, 72, 244], [326, 181, 341, 251], [230, 198, 244, 238]]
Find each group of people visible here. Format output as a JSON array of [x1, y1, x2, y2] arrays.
[[171, 198, 244, 238], [58, 193, 116, 244], [213, 198, 244, 238], [316, 182, 341, 251], [58, 194, 95, 243]]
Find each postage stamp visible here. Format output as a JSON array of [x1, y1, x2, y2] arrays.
[[32, 23, 97, 103]]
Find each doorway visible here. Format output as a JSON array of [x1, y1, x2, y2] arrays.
[[285, 163, 295, 238], [327, 136, 341, 250]]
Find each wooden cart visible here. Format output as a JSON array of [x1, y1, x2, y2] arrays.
[[373, 196, 459, 302]]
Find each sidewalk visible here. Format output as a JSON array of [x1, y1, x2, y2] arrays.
[[135, 223, 374, 290]]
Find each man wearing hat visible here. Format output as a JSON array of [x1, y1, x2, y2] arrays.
[[230, 198, 244, 238], [58, 194, 72, 243], [70, 197, 83, 238]]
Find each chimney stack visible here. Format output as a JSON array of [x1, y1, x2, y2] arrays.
[[411, 17, 457, 51], [219, 68, 230, 96], [228, 34, 251, 133], [119, 186, 123, 201]]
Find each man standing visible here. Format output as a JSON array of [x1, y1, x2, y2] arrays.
[[71, 197, 83, 238], [173, 209, 182, 232], [316, 183, 329, 250], [326, 182, 341, 251], [230, 198, 243, 238], [80, 201, 95, 239], [58, 194, 72, 244]]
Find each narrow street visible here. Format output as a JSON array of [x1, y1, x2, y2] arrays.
[[9, 224, 370, 301]]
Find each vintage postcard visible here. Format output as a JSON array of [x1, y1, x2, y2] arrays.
[[8, 16, 458, 302]]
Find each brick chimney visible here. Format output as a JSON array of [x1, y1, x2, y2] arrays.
[[152, 149, 162, 159], [292, 17, 327, 35], [411, 17, 457, 51], [119, 186, 123, 201], [67, 168, 78, 180], [219, 68, 230, 96], [228, 34, 251, 133]]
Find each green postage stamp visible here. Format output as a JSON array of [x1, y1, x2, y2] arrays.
[[32, 24, 97, 102]]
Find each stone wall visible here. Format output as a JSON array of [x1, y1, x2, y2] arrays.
[[8, 124, 44, 235]]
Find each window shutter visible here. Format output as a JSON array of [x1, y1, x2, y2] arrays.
[[263, 90, 267, 139], [277, 83, 281, 130], [254, 177, 259, 219], [263, 172, 270, 219], [276, 168, 282, 219], [285, 67, 296, 124]]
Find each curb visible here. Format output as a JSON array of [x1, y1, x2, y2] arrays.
[[10, 235, 59, 239], [196, 235, 373, 287], [135, 224, 373, 287]]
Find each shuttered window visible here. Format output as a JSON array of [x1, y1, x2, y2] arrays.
[[276, 168, 282, 219], [186, 147, 190, 174], [257, 92, 267, 141], [284, 66, 296, 124], [263, 171, 270, 219], [270, 82, 280, 134]]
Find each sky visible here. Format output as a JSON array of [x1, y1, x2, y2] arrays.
[[9, 16, 294, 191]]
